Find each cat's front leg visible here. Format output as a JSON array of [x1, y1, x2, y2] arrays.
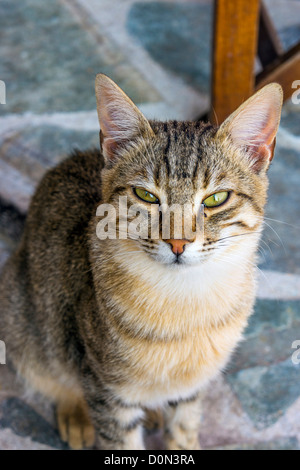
[[81, 375, 145, 449], [163, 394, 202, 450], [87, 397, 145, 449]]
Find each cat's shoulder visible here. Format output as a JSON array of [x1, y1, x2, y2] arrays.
[[36, 148, 103, 196], [27, 149, 104, 221], [48, 148, 104, 187]]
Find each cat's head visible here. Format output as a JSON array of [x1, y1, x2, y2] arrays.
[[95, 74, 283, 267]]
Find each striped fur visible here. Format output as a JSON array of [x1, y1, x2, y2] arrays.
[[0, 77, 283, 450]]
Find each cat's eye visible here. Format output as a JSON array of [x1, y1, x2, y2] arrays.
[[203, 191, 229, 208], [134, 188, 159, 204]]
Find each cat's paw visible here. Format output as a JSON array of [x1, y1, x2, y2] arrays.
[[165, 437, 201, 451], [165, 427, 201, 451], [56, 399, 95, 449]]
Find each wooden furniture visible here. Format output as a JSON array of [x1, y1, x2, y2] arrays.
[[209, 0, 300, 124]]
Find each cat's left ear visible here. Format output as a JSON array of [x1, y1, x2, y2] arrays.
[[217, 83, 283, 172], [95, 74, 154, 165]]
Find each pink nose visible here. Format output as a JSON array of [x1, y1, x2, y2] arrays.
[[165, 239, 191, 255]]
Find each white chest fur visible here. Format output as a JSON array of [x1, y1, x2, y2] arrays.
[[110, 242, 257, 407]]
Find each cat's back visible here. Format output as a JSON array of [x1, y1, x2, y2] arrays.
[[0, 149, 104, 375], [1, 149, 103, 322], [27, 148, 104, 231], [22, 148, 104, 300]]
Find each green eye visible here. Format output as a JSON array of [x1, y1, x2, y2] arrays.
[[203, 191, 229, 207], [134, 188, 159, 204]]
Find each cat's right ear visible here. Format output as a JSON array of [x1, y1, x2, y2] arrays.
[[95, 74, 154, 165]]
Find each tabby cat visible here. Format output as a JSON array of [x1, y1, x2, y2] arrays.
[[0, 75, 283, 450]]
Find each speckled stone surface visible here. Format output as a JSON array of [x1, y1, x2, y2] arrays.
[[0, 0, 160, 114], [0, 0, 300, 451], [127, 1, 212, 94]]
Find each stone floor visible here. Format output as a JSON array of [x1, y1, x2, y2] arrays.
[[0, 0, 300, 450]]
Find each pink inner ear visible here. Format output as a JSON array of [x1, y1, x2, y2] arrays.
[[96, 74, 154, 164], [250, 139, 276, 172], [246, 112, 278, 171], [100, 112, 122, 161], [230, 103, 280, 173], [100, 130, 119, 162], [223, 84, 283, 173]]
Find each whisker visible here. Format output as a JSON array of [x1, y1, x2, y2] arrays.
[[259, 237, 275, 258], [262, 236, 280, 248], [255, 264, 276, 295], [214, 231, 261, 244], [257, 245, 266, 262], [263, 216, 300, 230], [262, 221, 287, 254]]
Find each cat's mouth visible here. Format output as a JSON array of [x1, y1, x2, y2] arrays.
[[142, 248, 189, 266], [137, 238, 211, 267], [172, 256, 184, 265], [154, 251, 208, 267]]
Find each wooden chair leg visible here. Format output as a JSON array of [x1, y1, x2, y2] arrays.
[[210, 0, 260, 124]]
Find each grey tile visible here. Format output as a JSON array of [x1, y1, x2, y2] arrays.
[[227, 359, 300, 429], [127, 1, 212, 94], [0, 0, 159, 115], [0, 397, 68, 449], [227, 300, 300, 373]]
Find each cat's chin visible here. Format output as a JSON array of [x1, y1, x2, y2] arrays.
[[153, 255, 208, 268]]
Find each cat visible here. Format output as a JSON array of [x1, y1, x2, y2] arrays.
[[0, 74, 283, 450]]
